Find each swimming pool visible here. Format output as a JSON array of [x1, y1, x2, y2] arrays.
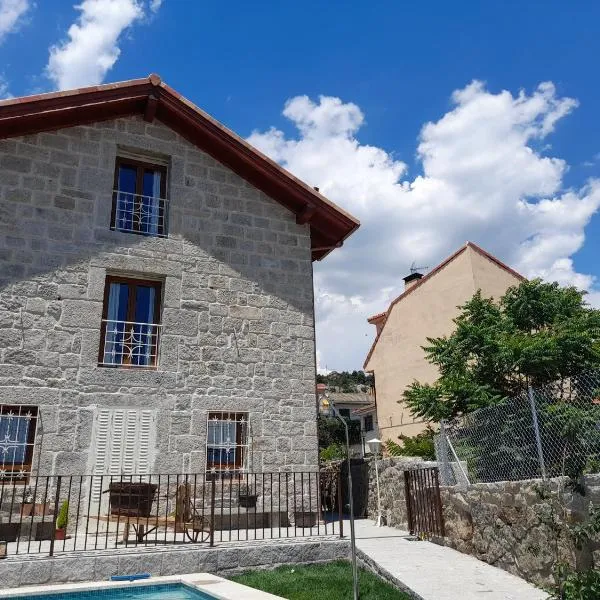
[[0, 574, 283, 600], [4, 584, 214, 600]]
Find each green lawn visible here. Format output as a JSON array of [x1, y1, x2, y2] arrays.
[[230, 560, 412, 600]]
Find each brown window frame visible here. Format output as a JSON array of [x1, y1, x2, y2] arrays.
[[0, 404, 39, 483], [111, 157, 168, 236], [98, 275, 163, 369]]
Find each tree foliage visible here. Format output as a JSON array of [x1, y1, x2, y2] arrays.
[[403, 279, 600, 422], [317, 370, 374, 391], [385, 427, 436, 460], [317, 415, 361, 449]]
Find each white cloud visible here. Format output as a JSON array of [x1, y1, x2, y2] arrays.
[[46, 0, 162, 90], [248, 81, 600, 371], [0, 74, 11, 98], [316, 350, 330, 376], [0, 0, 29, 43]]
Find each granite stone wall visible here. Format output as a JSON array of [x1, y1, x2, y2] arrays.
[[0, 115, 319, 476], [0, 539, 351, 588], [440, 476, 600, 587]]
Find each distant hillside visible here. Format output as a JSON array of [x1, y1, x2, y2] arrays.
[[316, 370, 374, 392]]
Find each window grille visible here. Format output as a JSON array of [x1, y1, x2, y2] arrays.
[[0, 405, 38, 482], [205, 412, 249, 480], [98, 277, 162, 368], [111, 158, 168, 237]]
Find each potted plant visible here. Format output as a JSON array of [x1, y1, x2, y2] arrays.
[[54, 500, 69, 540], [20, 488, 34, 517], [238, 484, 258, 509]]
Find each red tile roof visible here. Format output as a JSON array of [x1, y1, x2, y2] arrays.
[[0, 74, 359, 261]]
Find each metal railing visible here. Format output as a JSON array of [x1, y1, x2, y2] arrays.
[[435, 371, 600, 485], [111, 190, 168, 237], [99, 320, 161, 368], [0, 471, 343, 556]]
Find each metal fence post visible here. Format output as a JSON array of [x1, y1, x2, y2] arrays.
[[209, 477, 216, 547], [48, 475, 62, 557], [528, 386, 547, 480]]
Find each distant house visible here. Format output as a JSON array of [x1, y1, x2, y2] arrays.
[[316, 385, 376, 455], [364, 242, 523, 443]]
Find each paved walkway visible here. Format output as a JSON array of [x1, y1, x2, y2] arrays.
[[353, 519, 549, 600]]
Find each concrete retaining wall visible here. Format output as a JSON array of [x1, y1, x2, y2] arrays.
[[0, 539, 350, 588]]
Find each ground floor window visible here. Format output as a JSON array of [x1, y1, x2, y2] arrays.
[[206, 412, 249, 480], [364, 414, 374, 432], [0, 405, 38, 482]]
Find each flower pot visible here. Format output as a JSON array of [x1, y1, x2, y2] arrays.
[[54, 527, 66, 541], [108, 482, 158, 518], [238, 494, 258, 509]]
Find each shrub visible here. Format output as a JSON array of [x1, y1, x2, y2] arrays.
[[56, 500, 69, 530], [320, 443, 346, 462]]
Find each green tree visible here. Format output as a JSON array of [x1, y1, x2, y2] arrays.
[[404, 279, 600, 422], [385, 427, 436, 460]]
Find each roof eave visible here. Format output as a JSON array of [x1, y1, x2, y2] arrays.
[[0, 75, 360, 262]]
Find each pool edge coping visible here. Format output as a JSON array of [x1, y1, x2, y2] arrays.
[[0, 573, 285, 600]]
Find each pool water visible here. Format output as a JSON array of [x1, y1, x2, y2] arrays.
[[10, 584, 216, 600]]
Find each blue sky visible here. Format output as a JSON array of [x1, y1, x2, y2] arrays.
[[1, 0, 599, 370]]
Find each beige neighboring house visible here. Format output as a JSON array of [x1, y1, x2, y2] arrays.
[[363, 242, 523, 443]]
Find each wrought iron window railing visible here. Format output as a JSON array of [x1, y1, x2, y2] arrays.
[[206, 412, 250, 480], [0, 405, 38, 482], [111, 190, 168, 237], [99, 320, 161, 368]]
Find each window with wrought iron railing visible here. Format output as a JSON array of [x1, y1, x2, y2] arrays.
[[98, 276, 162, 368], [111, 157, 168, 237], [0, 405, 38, 482], [206, 412, 249, 480]]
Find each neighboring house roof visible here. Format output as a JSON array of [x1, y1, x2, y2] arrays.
[[353, 403, 376, 416], [0, 74, 359, 261], [327, 392, 373, 406], [363, 241, 524, 369], [367, 312, 386, 324]]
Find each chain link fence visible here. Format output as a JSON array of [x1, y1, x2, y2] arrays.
[[435, 371, 600, 485]]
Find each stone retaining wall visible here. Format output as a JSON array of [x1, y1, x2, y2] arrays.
[[366, 457, 438, 529], [0, 539, 350, 588], [439, 476, 600, 587], [366, 458, 600, 587]]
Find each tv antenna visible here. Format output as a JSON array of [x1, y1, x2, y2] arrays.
[[410, 261, 429, 274]]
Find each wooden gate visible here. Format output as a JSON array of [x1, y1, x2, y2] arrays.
[[404, 467, 444, 539]]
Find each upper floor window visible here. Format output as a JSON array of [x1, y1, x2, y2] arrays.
[[0, 405, 38, 482], [112, 157, 168, 237], [99, 276, 162, 369]]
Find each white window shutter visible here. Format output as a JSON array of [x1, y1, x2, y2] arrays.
[[90, 410, 111, 503], [122, 410, 138, 474], [136, 411, 154, 476], [108, 409, 125, 474], [90, 408, 156, 502]]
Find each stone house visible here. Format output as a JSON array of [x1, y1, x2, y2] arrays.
[[363, 242, 523, 443], [0, 74, 359, 484]]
